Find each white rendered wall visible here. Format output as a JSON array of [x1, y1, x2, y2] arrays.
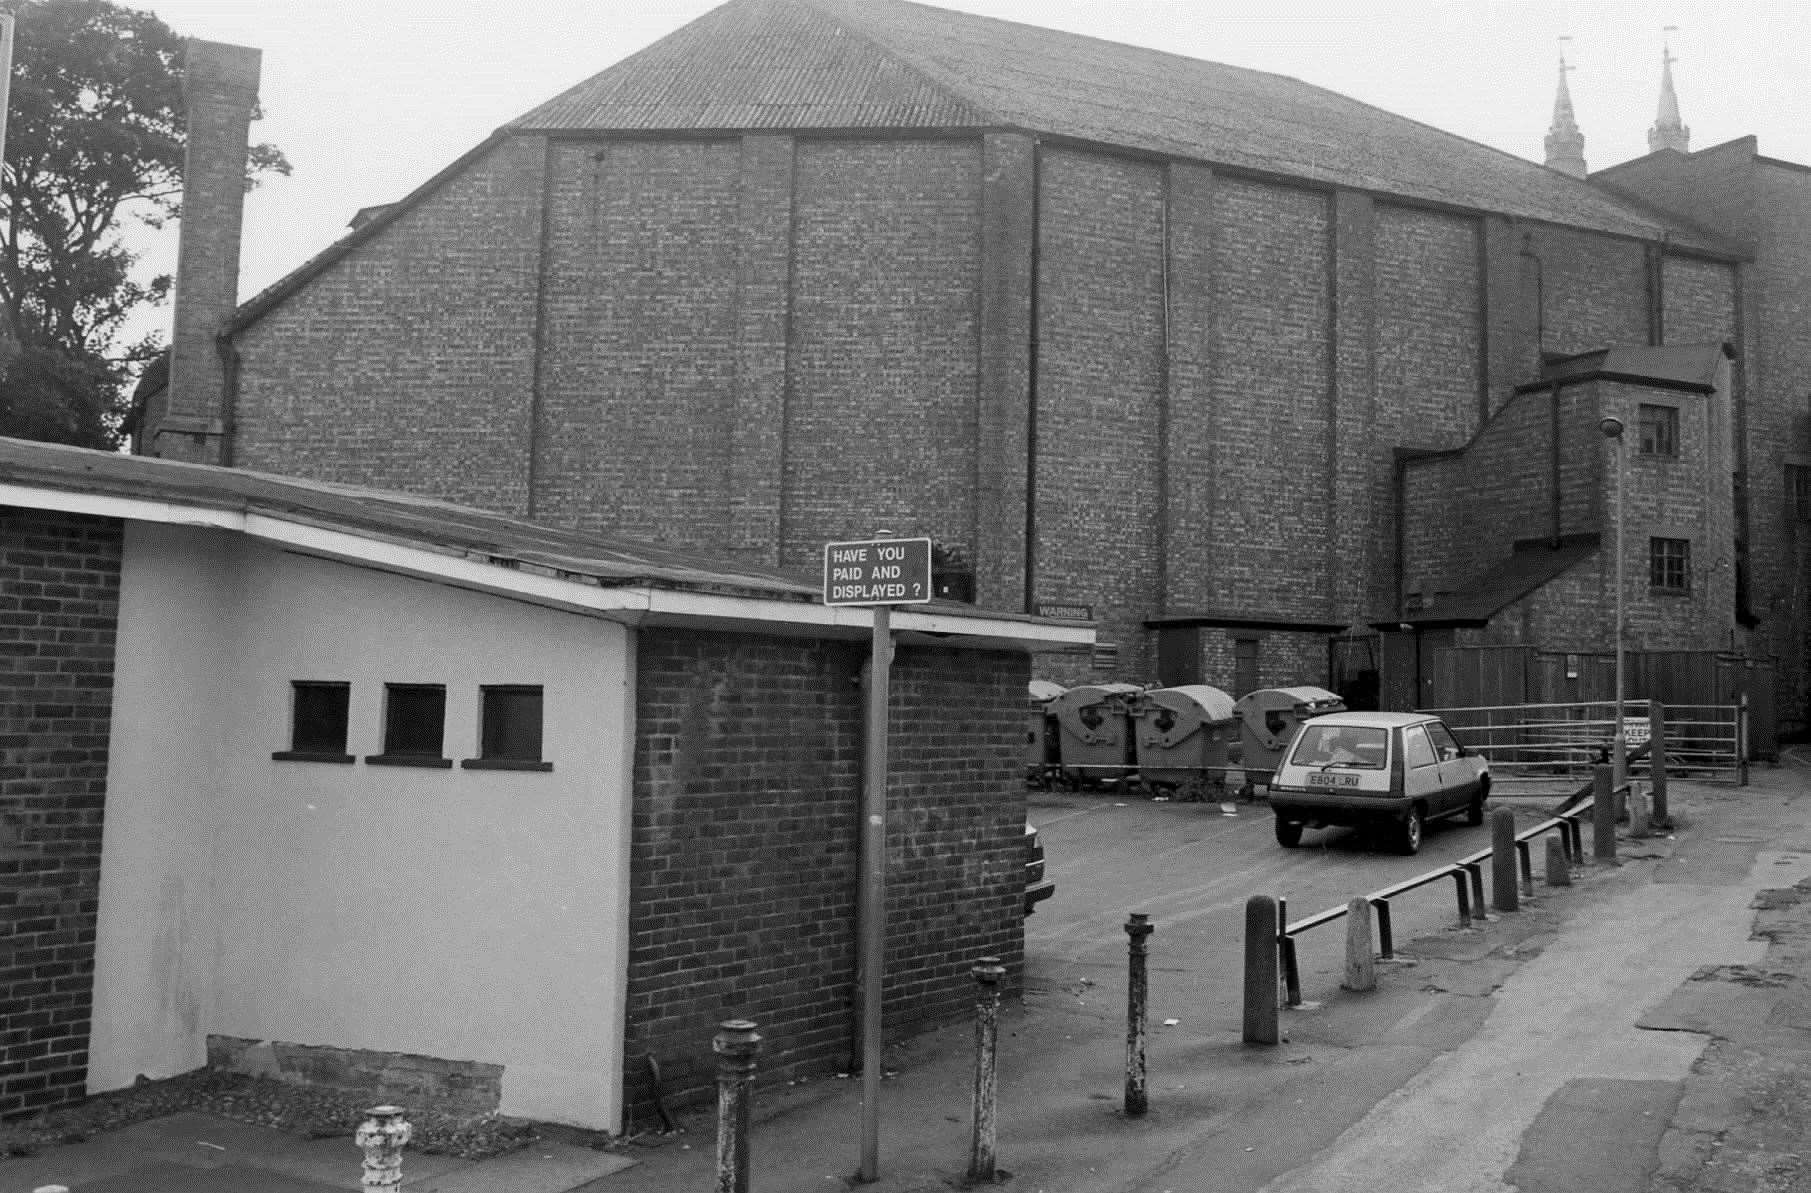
[[90, 523, 635, 1127]]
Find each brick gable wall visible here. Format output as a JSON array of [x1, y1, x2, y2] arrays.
[[234, 135, 547, 514], [624, 630, 1026, 1125], [226, 126, 1778, 705], [1747, 166, 1811, 726], [0, 510, 121, 1115], [1204, 177, 1333, 626], [534, 139, 743, 546], [783, 139, 983, 571], [1035, 149, 1167, 677]]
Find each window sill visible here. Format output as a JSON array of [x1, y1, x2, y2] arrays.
[[364, 754, 454, 769], [1648, 587, 1692, 598], [272, 751, 355, 764], [461, 758, 553, 772]]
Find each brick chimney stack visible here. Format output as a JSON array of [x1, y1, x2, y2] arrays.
[[151, 39, 260, 464]]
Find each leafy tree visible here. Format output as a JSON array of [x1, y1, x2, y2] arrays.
[[0, 0, 288, 448]]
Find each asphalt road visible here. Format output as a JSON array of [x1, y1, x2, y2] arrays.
[[1027, 786, 1540, 1031]]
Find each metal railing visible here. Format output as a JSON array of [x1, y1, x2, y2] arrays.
[[1276, 790, 1610, 1007], [1422, 699, 1744, 787]]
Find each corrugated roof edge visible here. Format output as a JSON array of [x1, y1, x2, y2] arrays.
[[0, 438, 1082, 639]]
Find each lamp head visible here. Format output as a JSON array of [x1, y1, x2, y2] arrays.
[[1598, 416, 1625, 439]]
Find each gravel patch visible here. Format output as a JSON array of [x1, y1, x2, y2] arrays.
[[0, 1070, 549, 1160]]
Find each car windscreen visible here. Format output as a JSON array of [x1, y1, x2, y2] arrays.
[[1288, 724, 1389, 769]]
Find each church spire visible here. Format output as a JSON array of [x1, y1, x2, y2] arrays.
[[1544, 43, 1587, 179], [1648, 30, 1690, 154]]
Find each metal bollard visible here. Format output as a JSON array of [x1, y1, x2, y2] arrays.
[[1491, 807, 1518, 913], [1243, 895, 1280, 1045], [968, 958, 1007, 1183], [714, 1020, 762, 1193], [1629, 783, 1650, 837], [1649, 701, 1670, 826], [355, 1106, 411, 1193], [1124, 913, 1153, 1116], [1545, 834, 1571, 887], [1341, 898, 1375, 992], [1592, 764, 1617, 861]]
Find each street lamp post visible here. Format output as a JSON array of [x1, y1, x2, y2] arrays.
[[1599, 415, 1627, 788]]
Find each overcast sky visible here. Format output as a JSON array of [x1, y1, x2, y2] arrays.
[[112, 0, 1811, 343]]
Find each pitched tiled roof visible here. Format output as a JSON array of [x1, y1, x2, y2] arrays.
[[1393, 534, 1602, 629], [511, 0, 1730, 250]]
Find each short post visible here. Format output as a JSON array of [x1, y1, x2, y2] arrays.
[[1629, 782, 1650, 837], [1491, 807, 1518, 913], [1544, 834, 1572, 887], [714, 1019, 762, 1193], [1341, 898, 1375, 992], [1243, 895, 1279, 1045], [1123, 914, 1153, 1116], [1592, 764, 1617, 862], [1276, 895, 1301, 1008], [355, 1106, 411, 1193], [1649, 701, 1670, 826], [968, 958, 1006, 1184], [1739, 693, 1750, 786]]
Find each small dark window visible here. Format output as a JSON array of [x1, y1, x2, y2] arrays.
[[1787, 464, 1811, 522], [930, 541, 975, 603], [275, 681, 352, 762], [369, 683, 449, 766], [475, 685, 546, 767], [1649, 537, 1691, 592], [1638, 404, 1678, 457]]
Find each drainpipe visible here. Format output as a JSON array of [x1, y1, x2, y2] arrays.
[[1023, 141, 1043, 613], [1549, 381, 1563, 546], [1520, 233, 1545, 364]]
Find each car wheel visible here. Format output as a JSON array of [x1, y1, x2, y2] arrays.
[[1398, 805, 1425, 855], [1465, 780, 1489, 826], [1275, 819, 1304, 848]]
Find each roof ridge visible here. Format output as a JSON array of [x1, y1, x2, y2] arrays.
[[792, 0, 1010, 125]]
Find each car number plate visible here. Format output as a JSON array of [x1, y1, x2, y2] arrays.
[[1306, 772, 1361, 788]]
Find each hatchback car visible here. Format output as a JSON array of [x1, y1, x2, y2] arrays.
[[1024, 823, 1055, 914], [1268, 711, 1489, 855]]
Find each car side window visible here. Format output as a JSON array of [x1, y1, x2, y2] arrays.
[[1426, 721, 1463, 762], [1402, 726, 1437, 768]]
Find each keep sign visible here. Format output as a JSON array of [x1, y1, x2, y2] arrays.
[[823, 537, 933, 606]]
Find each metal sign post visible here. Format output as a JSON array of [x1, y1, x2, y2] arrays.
[[824, 537, 930, 1183]]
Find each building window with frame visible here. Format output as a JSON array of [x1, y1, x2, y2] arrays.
[[369, 683, 451, 767], [464, 685, 551, 771], [1637, 403, 1679, 457], [1649, 537, 1691, 593], [274, 681, 353, 763], [1787, 463, 1811, 523]]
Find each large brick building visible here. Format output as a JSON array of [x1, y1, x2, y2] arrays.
[[139, 0, 1810, 729]]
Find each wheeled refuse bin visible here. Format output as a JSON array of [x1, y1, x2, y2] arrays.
[[1130, 684, 1237, 794], [1233, 686, 1346, 791], [1051, 682, 1142, 788], [1027, 679, 1066, 788]]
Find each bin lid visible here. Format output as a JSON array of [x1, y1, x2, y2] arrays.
[[1233, 685, 1347, 715], [1052, 682, 1142, 712], [1028, 679, 1067, 704], [1141, 684, 1236, 724]]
